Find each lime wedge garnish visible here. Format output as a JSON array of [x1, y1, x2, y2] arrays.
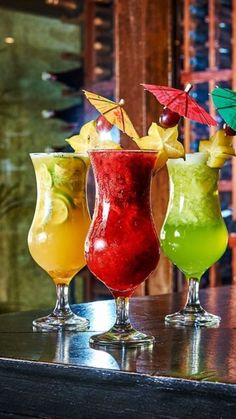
[[50, 197, 69, 225], [37, 193, 71, 227], [53, 190, 75, 208], [38, 164, 52, 188]]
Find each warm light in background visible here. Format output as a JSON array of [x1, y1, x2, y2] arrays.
[[4, 37, 15, 44], [46, 0, 59, 4]]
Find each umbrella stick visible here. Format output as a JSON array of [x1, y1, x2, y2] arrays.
[[184, 83, 192, 93]]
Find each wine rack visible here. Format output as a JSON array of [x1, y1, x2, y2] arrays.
[[179, 0, 236, 286], [84, 0, 114, 102]]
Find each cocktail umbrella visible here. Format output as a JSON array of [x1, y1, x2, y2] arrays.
[[141, 83, 217, 126], [83, 90, 139, 139], [211, 87, 236, 131]]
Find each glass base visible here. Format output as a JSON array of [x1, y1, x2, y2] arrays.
[[90, 324, 155, 347], [33, 312, 89, 332], [165, 305, 221, 327]]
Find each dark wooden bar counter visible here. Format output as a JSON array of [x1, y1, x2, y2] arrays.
[[0, 286, 235, 418]]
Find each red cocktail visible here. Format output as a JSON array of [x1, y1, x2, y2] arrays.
[[85, 150, 160, 346]]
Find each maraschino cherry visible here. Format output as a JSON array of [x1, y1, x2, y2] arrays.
[[96, 114, 113, 132], [223, 123, 236, 136], [159, 107, 181, 128]]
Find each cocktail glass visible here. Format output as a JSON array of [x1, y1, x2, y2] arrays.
[[85, 150, 160, 346], [28, 153, 90, 331], [160, 153, 228, 326]]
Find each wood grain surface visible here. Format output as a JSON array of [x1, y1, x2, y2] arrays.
[[115, 0, 174, 296], [0, 286, 235, 418]]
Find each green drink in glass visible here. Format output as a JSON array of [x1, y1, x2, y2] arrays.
[[160, 152, 228, 326]]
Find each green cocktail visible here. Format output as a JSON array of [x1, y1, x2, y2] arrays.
[[161, 152, 228, 326]]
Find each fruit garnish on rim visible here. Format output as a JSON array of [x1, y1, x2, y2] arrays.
[[134, 123, 185, 171], [66, 119, 121, 152], [199, 129, 235, 169], [136, 83, 218, 171], [66, 90, 141, 152], [66, 120, 98, 152]]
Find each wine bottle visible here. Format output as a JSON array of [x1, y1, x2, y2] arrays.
[[218, 47, 232, 69], [94, 66, 113, 80], [94, 17, 112, 29], [191, 88, 209, 103], [189, 4, 208, 19], [42, 67, 84, 91], [42, 103, 84, 124], [190, 54, 209, 71], [219, 20, 232, 30], [190, 30, 208, 44], [45, 0, 82, 12], [94, 41, 112, 53]]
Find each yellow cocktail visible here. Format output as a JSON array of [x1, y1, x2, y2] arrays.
[[28, 152, 90, 331]]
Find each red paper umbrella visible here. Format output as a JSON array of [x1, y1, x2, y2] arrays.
[[142, 83, 217, 126]]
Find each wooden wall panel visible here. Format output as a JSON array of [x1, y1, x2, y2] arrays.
[[115, 0, 173, 295]]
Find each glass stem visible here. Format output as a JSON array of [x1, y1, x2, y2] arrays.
[[53, 284, 72, 317], [184, 278, 201, 310], [114, 297, 131, 329]]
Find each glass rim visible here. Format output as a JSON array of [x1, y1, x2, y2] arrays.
[[87, 149, 158, 153], [29, 152, 88, 157], [167, 152, 208, 165]]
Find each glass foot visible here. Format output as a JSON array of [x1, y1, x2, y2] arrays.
[[90, 324, 155, 347], [33, 312, 89, 332], [165, 306, 221, 327]]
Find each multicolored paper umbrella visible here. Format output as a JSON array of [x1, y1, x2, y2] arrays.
[[83, 90, 139, 139], [211, 87, 236, 131], [142, 83, 217, 126]]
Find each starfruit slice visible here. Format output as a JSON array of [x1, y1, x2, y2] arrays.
[[199, 129, 235, 168], [66, 120, 122, 152], [134, 123, 185, 171], [66, 120, 98, 152]]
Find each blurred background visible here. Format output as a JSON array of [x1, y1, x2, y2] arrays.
[[0, 0, 235, 313]]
